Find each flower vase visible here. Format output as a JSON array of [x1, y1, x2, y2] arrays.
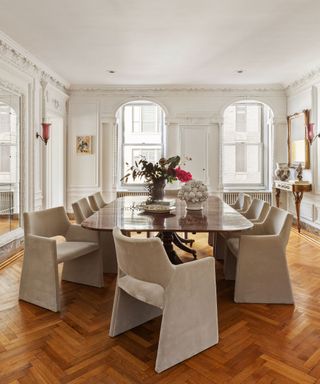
[[186, 201, 203, 210], [148, 179, 166, 201]]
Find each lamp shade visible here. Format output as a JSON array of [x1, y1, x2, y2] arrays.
[[41, 122, 51, 144], [307, 123, 315, 144]]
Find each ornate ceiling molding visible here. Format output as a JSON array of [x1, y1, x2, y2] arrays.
[[0, 34, 69, 93], [285, 67, 320, 95], [70, 84, 285, 94]]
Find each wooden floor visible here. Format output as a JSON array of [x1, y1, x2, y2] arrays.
[[0, 229, 320, 383], [0, 217, 19, 236]]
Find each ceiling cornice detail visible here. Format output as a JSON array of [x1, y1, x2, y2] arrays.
[[285, 66, 320, 95], [70, 84, 285, 94], [0, 32, 69, 92]]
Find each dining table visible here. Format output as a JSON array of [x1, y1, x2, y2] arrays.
[[81, 195, 253, 265]]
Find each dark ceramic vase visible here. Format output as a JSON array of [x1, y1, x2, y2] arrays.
[[148, 178, 166, 201]]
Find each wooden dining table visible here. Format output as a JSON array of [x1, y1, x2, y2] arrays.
[[82, 195, 253, 265]]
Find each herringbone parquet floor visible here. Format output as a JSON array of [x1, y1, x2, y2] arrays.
[[0, 229, 320, 383]]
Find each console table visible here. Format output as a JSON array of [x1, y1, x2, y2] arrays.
[[274, 180, 312, 233]]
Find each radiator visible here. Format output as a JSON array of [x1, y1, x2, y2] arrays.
[[0, 191, 14, 215], [117, 191, 149, 198], [223, 191, 272, 205], [117, 190, 272, 205]]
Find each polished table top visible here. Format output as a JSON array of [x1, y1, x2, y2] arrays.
[[82, 196, 253, 233]]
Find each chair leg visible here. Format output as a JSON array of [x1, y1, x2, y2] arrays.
[[224, 250, 237, 280], [109, 286, 162, 337], [99, 231, 118, 273], [19, 252, 60, 312], [234, 250, 294, 304], [62, 250, 104, 288], [155, 263, 219, 373], [214, 232, 228, 261]]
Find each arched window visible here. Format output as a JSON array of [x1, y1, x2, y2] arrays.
[[222, 101, 273, 190], [0, 97, 20, 233], [117, 100, 165, 186]]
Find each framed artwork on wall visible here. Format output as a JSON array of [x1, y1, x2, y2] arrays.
[[76, 135, 92, 154]]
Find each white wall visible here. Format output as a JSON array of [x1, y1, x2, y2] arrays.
[[0, 33, 69, 252], [67, 86, 287, 211], [287, 81, 320, 229]]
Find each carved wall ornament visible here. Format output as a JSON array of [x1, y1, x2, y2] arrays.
[[0, 38, 69, 92]]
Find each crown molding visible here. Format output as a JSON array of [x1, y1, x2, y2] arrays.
[[0, 31, 69, 92], [70, 83, 285, 94], [285, 67, 320, 96]]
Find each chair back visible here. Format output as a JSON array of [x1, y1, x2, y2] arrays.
[[72, 198, 94, 224], [244, 199, 269, 221], [94, 192, 106, 208], [88, 195, 99, 211], [263, 206, 293, 245], [240, 193, 251, 212], [113, 227, 174, 288], [24, 206, 70, 237]]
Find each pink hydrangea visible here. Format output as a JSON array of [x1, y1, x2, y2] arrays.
[[174, 167, 192, 182]]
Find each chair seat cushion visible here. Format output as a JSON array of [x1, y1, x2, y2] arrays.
[[57, 241, 99, 263], [118, 275, 164, 309], [227, 238, 240, 257]]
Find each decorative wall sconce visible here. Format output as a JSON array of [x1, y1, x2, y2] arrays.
[[36, 121, 51, 145], [307, 123, 320, 144]]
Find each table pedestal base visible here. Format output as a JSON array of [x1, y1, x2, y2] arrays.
[[159, 232, 183, 264], [157, 232, 197, 264]]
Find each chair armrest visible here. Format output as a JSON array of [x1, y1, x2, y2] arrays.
[[25, 234, 57, 260], [238, 222, 265, 236], [239, 234, 283, 257], [65, 224, 99, 242], [166, 257, 216, 297]]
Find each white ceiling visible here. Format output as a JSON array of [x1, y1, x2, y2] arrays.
[[0, 0, 320, 86]]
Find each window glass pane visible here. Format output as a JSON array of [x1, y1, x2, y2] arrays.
[[121, 102, 164, 184], [142, 105, 158, 132], [223, 145, 236, 184], [235, 143, 247, 173], [236, 106, 246, 132], [123, 105, 162, 145], [0, 97, 20, 237], [223, 102, 266, 187], [124, 106, 133, 133], [0, 145, 10, 173]]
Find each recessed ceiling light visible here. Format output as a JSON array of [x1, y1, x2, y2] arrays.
[[107, 70, 116, 74], [236, 69, 244, 74]]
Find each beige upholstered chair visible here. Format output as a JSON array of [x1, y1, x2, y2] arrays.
[[224, 206, 294, 304], [209, 193, 252, 248], [73, 197, 117, 273], [109, 227, 219, 373], [19, 207, 104, 312], [88, 192, 107, 211], [242, 199, 270, 223], [233, 193, 252, 213], [72, 197, 94, 224]]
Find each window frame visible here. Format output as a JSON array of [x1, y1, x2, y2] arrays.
[[119, 102, 165, 189], [222, 102, 270, 191]]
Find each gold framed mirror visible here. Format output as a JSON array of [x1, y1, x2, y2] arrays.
[[287, 109, 310, 169]]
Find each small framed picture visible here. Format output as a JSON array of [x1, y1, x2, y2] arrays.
[[76, 135, 92, 154]]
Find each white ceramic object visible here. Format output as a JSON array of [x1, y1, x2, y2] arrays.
[[274, 163, 290, 181], [186, 201, 203, 210]]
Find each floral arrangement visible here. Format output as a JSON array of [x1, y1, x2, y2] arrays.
[[177, 180, 208, 203], [121, 155, 192, 183]]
